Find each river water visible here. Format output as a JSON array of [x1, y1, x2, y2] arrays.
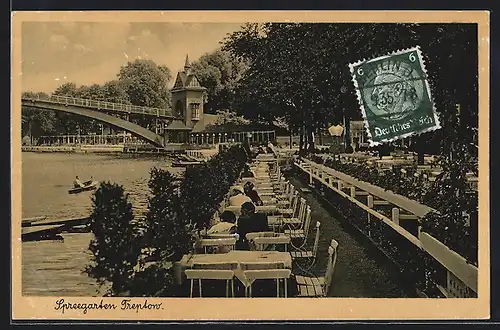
[[21, 152, 183, 296]]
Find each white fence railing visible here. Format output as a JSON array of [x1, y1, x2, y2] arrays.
[[22, 94, 174, 118], [295, 158, 478, 298]]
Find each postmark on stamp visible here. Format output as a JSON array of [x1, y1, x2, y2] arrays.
[[349, 46, 441, 146]]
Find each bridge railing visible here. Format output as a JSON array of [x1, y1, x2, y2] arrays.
[[22, 94, 174, 118]]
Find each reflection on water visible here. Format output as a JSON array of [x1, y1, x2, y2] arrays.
[[21, 152, 182, 296]]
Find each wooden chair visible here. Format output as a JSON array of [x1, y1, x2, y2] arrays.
[[244, 269, 292, 297], [270, 191, 298, 226], [240, 261, 286, 270], [245, 231, 276, 241], [198, 237, 237, 254], [278, 192, 300, 217], [277, 184, 295, 206], [294, 239, 339, 297], [291, 221, 321, 259], [253, 235, 291, 252], [284, 207, 312, 239], [246, 231, 277, 250], [206, 233, 240, 241], [185, 269, 235, 298], [276, 180, 291, 196], [281, 197, 306, 228]]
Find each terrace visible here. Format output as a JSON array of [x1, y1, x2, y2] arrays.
[[174, 149, 414, 298]]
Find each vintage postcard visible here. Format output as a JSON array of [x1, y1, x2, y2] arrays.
[[11, 11, 490, 321]]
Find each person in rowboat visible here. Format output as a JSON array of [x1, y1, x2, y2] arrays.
[[74, 176, 85, 188], [84, 176, 94, 185]]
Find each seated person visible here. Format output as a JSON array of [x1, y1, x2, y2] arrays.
[[228, 186, 252, 207], [73, 176, 84, 188], [241, 163, 256, 178], [205, 211, 238, 254], [236, 202, 270, 250], [244, 181, 264, 206], [207, 210, 238, 235]]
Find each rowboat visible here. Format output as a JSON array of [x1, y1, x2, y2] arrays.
[[171, 154, 203, 167], [171, 161, 203, 167], [68, 181, 99, 194]]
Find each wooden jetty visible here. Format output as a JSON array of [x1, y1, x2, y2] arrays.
[[21, 216, 90, 241]]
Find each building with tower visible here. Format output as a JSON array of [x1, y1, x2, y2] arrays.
[[164, 54, 217, 143], [164, 54, 277, 146]]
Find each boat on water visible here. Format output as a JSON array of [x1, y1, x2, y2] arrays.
[[170, 154, 204, 167], [68, 181, 99, 194]]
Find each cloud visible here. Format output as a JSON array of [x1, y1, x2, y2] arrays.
[[21, 22, 243, 93]]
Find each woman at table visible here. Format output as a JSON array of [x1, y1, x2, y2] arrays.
[[206, 211, 238, 253], [207, 210, 238, 235], [243, 181, 264, 206], [236, 202, 269, 250], [229, 186, 253, 207]]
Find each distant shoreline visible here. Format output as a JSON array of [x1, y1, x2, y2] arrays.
[[21, 145, 178, 156]]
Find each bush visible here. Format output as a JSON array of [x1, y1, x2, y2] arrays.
[[307, 154, 478, 265], [86, 182, 142, 296], [180, 144, 248, 230], [145, 167, 196, 262], [86, 145, 248, 296]]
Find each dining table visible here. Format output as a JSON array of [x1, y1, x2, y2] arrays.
[[180, 250, 292, 288], [224, 204, 278, 216]]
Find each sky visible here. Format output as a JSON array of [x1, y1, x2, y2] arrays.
[[21, 22, 244, 93]]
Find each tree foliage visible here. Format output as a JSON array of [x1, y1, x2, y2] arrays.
[[145, 167, 196, 262], [86, 182, 142, 296], [222, 23, 478, 156], [118, 59, 172, 109], [21, 91, 55, 143], [179, 144, 248, 230], [190, 49, 249, 113], [23, 59, 173, 138], [86, 146, 248, 296]]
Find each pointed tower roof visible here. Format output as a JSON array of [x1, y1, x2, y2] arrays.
[[171, 54, 206, 92], [184, 54, 191, 70]]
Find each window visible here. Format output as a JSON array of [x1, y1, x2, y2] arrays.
[[191, 103, 200, 120], [175, 100, 184, 118]]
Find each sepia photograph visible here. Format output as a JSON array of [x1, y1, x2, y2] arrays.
[[11, 11, 489, 320]]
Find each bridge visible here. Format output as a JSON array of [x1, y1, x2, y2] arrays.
[[22, 94, 180, 148]]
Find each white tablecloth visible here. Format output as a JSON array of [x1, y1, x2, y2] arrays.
[[180, 250, 292, 287]]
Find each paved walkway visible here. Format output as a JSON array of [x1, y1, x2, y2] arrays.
[[290, 177, 412, 298]]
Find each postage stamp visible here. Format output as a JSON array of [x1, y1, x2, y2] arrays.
[[349, 46, 441, 146]]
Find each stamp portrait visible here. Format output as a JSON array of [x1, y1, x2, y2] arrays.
[[349, 46, 441, 146]]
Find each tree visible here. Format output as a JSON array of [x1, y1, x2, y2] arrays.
[[190, 49, 249, 113], [86, 182, 142, 296], [52, 82, 86, 134], [118, 59, 172, 128], [21, 91, 55, 143], [145, 167, 195, 262], [118, 59, 172, 109], [101, 80, 131, 104], [223, 23, 477, 156]]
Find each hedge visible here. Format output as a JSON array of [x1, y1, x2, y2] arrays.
[[307, 154, 478, 266], [86, 144, 248, 296]]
